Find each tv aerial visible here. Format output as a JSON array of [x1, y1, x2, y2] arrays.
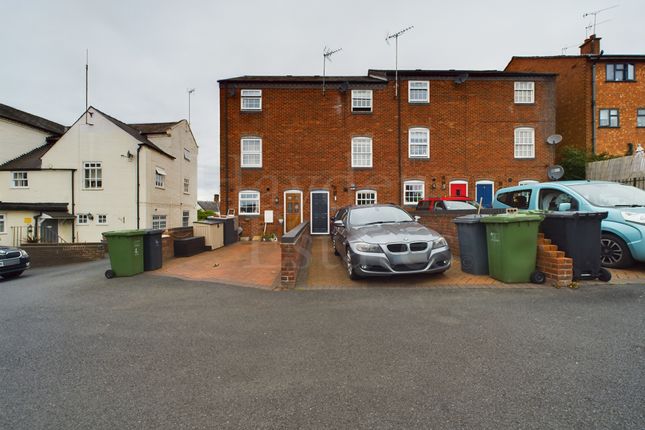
[[385, 26, 414, 98], [322, 46, 342, 94], [583, 4, 618, 35]]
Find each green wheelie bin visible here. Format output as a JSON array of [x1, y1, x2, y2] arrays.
[[103, 230, 145, 278], [481, 212, 545, 283]]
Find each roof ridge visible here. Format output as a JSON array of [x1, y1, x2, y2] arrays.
[[0, 103, 67, 135]]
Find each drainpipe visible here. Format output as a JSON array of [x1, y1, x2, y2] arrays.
[[397, 77, 402, 205], [591, 60, 597, 155], [71, 170, 75, 243], [223, 83, 230, 214], [137, 145, 142, 228]]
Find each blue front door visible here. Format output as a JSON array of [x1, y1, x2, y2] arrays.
[[476, 183, 493, 208]]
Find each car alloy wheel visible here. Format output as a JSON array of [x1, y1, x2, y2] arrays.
[[600, 234, 633, 268], [332, 237, 339, 256], [346, 248, 360, 280]]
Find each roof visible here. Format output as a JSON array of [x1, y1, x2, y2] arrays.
[[41, 211, 75, 220], [0, 143, 54, 170], [0, 202, 69, 212], [218, 75, 385, 84], [368, 69, 557, 79], [0, 103, 66, 135], [129, 121, 182, 134], [510, 54, 645, 62], [91, 107, 175, 159], [198, 201, 220, 212]]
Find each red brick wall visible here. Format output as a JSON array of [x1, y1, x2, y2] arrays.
[[280, 224, 311, 288], [536, 233, 573, 287], [21, 243, 106, 267], [221, 76, 556, 237]]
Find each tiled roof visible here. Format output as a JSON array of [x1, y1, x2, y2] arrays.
[[198, 201, 220, 212], [0, 143, 54, 170], [129, 121, 182, 134], [0, 103, 66, 135]]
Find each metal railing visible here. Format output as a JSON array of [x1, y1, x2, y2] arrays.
[[619, 177, 645, 190]]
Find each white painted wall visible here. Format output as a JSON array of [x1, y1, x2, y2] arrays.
[[0, 118, 52, 164]]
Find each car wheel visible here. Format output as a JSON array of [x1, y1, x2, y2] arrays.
[[346, 248, 361, 280], [332, 236, 339, 256], [1, 271, 23, 279], [600, 234, 633, 268]]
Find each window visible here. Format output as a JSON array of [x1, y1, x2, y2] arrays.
[[241, 137, 262, 167], [83, 162, 102, 189], [403, 180, 424, 205], [514, 127, 535, 159], [152, 214, 167, 229], [239, 191, 260, 215], [241, 89, 262, 111], [356, 190, 377, 205], [538, 189, 579, 211], [351, 90, 372, 112], [408, 81, 429, 103], [408, 128, 429, 158], [11, 171, 28, 188], [606, 64, 635, 82], [97, 214, 107, 225], [518, 180, 539, 186], [182, 210, 190, 227], [599, 109, 619, 128], [155, 167, 166, 188], [0, 214, 5, 233], [497, 190, 532, 210], [77, 214, 89, 225], [184, 178, 190, 194], [514, 81, 535, 104], [637, 109, 645, 128], [184, 148, 191, 161], [351, 137, 372, 168]]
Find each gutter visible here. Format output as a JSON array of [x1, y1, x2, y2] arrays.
[[397, 81, 402, 205], [223, 84, 229, 214], [71, 170, 75, 243], [137, 145, 142, 228], [591, 60, 597, 155]]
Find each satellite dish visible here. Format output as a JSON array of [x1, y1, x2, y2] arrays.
[[547, 165, 565, 180], [546, 134, 563, 145], [454, 73, 469, 84]]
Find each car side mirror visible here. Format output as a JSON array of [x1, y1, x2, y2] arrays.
[[333, 219, 344, 228], [558, 202, 571, 212], [414, 215, 421, 222]]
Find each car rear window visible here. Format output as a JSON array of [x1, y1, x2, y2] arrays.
[[497, 190, 532, 209]]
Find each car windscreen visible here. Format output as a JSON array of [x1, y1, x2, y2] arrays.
[[568, 183, 645, 207], [443, 200, 477, 210], [349, 206, 413, 226]]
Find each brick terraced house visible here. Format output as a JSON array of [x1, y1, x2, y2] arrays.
[[219, 69, 556, 238], [506, 34, 645, 156]]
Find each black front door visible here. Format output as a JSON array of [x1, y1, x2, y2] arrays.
[[311, 191, 329, 234]]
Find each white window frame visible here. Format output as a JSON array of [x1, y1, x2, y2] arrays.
[[514, 127, 535, 159], [83, 161, 102, 189], [97, 214, 108, 225], [239, 190, 260, 215], [408, 127, 430, 159], [155, 167, 166, 188], [241, 137, 262, 168], [184, 148, 191, 161], [11, 171, 28, 188], [184, 178, 190, 194], [514, 81, 535, 104], [408, 81, 429, 103], [355, 190, 377, 205], [77, 214, 89, 225], [351, 137, 373, 168], [241, 89, 262, 111], [0, 214, 5, 234], [351, 90, 373, 112], [403, 180, 425, 206], [152, 214, 167, 230], [182, 210, 190, 227]]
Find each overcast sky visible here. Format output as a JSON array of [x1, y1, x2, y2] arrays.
[[2, 0, 643, 200]]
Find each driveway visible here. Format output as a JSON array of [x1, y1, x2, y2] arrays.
[[0, 261, 643, 429]]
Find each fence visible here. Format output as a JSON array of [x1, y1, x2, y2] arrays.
[[618, 177, 645, 190], [587, 155, 645, 182]]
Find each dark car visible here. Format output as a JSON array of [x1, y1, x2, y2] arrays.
[[416, 196, 479, 211], [331, 204, 451, 279], [0, 246, 31, 279]]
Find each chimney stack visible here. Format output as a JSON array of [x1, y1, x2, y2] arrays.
[[214, 194, 220, 203], [580, 34, 601, 55]]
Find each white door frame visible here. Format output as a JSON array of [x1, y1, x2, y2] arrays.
[[475, 180, 495, 206], [283, 189, 303, 235], [310, 190, 330, 235]]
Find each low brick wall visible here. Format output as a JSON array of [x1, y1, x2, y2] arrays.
[[536, 233, 573, 287], [161, 227, 194, 261], [21, 243, 106, 267], [280, 222, 311, 288], [415, 209, 505, 256]]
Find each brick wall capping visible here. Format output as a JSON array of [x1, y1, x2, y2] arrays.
[[281, 221, 310, 244]]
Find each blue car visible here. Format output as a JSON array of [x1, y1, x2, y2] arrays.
[[493, 180, 645, 268]]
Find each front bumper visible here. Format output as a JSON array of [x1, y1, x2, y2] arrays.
[[0, 256, 31, 276], [350, 245, 452, 277]]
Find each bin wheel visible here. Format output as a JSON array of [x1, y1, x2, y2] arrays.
[[105, 269, 115, 279], [598, 268, 612, 282], [530, 270, 546, 284]]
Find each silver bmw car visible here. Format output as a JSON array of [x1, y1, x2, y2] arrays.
[[331, 204, 451, 279]]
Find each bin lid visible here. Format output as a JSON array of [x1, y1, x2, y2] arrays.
[[544, 211, 608, 220], [480, 213, 544, 224], [141, 229, 165, 235], [453, 214, 490, 224], [194, 219, 224, 225], [102, 229, 146, 237]]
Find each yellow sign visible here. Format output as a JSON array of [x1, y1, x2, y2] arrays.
[[24, 217, 32, 224]]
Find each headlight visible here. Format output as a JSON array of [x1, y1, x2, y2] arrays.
[[622, 211, 645, 225], [353, 242, 382, 253], [432, 238, 448, 249], [20, 249, 29, 257]]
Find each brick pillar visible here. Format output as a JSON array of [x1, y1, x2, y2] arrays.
[[536, 233, 573, 287]]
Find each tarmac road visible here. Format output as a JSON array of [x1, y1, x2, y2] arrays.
[[1, 260, 644, 429]]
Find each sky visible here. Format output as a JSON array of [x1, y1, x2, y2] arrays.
[[2, 0, 644, 200]]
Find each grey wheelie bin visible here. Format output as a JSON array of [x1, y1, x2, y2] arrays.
[[454, 214, 489, 275]]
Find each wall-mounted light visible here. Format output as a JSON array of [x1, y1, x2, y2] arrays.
[[87, 213, 94, 221], [349, 183, 357, 191], [431, 183, 437, 189], [27, 224, 33, 235], [274, 196, 279, 205]]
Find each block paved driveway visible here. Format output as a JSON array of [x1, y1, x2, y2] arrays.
[[1, 260, 644, 429]]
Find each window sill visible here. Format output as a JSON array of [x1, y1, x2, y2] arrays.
[[241, 166, 263, 169], [514, 102, 535, 105], [351, 166, 373, 169], [240, 214, 261, 218], [409, 101, 429, 105], [351, 111, 373, 115], [409, 156, 430, 160], [82, 188, 104, 191], [598, 126, 620, 129], [241, 109, 262, 113], [605, 80, 637, 83], [514, 157, 536, 160], [10, 187, 29, 189]]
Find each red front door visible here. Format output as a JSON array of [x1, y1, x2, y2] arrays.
[[450, 182, 468, 197]]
